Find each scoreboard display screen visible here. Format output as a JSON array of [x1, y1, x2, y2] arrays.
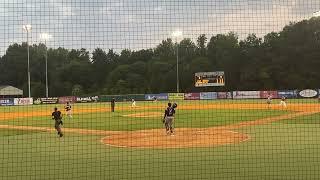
[[195, 71, 225, 87]]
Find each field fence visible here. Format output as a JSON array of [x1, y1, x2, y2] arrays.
[[1, 0, 320, 179]]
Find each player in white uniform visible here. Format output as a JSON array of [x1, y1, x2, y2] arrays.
[[267, 95, 272, 108], [279, 96, 287, 108], [131, 99, 137, 107], [64, 102, 73, 118]]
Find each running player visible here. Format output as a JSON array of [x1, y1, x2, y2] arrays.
[[280, 96, 287, 108], [267, 94, 272, 108], [163, 102, 177, 135], [64, 102, 72, 118], [52, 107, 63, 137], [131, 99, 137, 107], [153, 96, 158, 102]]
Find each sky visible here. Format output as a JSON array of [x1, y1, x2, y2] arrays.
[[0, 0, 319, 55]]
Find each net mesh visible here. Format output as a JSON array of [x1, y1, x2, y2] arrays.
[[0, 0, 320, 179]]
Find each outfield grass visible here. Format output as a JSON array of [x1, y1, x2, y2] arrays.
[[277, 112, 320, 124], [0, 124, 319, 180], [0, 100, 319, 179], [0, 108, 286, 131]]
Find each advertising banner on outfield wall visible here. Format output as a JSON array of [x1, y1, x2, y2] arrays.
[[99, 94, 145, 102], [184, 93, 200, 100], [200, 92, 217, 100], [14, 98, 33, 105], [145, 93, 168, 100], [260, 91, 279, 99], [33, 97, 58, 105], [58, 96, 77, 104], [76, 96, 99, 103], [217, 92, 232, 99], [168, 93, 184, 100], [277, 90, 298, 98], [0, 98, 14, 106], [297, 89, 318, 98], [125, 94, 146, 101], [233, 91, 260, 99]]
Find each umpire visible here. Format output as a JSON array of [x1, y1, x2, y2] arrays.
[[111, 98, 115, 112], [52, 107, 63, 137]]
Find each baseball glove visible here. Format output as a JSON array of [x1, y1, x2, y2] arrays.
[[172, 103, 178, 108]]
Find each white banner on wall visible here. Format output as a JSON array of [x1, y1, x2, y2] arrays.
[[200, 92, 218, 100], [14, 98, 33, 106], [232, 91, 260, 99]]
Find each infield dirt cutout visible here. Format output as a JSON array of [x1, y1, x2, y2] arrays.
[[0, 103, 319, 149], [102, 128, 249, 148]]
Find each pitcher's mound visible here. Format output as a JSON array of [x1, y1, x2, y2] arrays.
[[102, 128, 249, 148], [122, 112, 162, 118]]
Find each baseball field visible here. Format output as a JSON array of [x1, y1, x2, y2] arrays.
[[0, 99, 320, 179]]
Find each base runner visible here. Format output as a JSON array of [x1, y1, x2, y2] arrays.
[[52, 107, 63, 137]]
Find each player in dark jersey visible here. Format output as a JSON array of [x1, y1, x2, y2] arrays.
[[163, 103, 176, 135], [52, 107, 63, 137], [64, 102, 72, 118], [111, 98, 115, 112]]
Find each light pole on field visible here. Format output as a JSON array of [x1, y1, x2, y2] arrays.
[[23, 24, 32, 98], [39, 33, 52, 98], [172, 30, 183, 93]]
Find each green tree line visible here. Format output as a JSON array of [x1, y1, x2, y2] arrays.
[[1, 17, 320, 97]]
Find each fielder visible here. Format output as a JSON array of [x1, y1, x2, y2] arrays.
[[163, 102, 177, 135], [153, 96, 158, 102], [64, 102, 72, 118], [131, 99, 137, 107], [52, 107, 63, 137], [280, 96, 287, 108], [267, 95, 272, 108]]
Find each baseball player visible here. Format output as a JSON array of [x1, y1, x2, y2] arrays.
[[131, 99, 137, 107], [153, 96, 158, 102], [267, 95, 272, 108], [64, 102, 72, 118], [163, 102, 177, 135], [280, 96, 287, 108], [52, 107, 63, 137], [111, 98, 115, 112]]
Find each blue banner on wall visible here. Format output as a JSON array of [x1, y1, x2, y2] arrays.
[[200, 92, 217, 100], [145, 93, 168, 100], [278, 90, 298, 98], [0, 98, 14, 106]]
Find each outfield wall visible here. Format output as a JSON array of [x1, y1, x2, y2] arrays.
[[0, 89, 319, 106]]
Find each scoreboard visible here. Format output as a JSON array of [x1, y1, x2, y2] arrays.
[[195, 71, 225, 87]]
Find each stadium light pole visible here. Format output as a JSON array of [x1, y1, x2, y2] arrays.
[[39, 33, 52, 98], [23, 24, 32, 98], [172, 30, 182, 93]]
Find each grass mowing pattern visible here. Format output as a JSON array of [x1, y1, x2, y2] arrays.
[[0, 100, 318, 179]]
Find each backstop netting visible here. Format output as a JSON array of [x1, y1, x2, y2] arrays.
[[1, 0, 320, 179]]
